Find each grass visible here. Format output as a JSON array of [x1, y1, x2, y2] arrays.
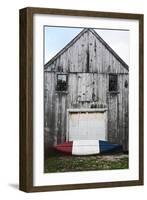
[[44, 150, 128, 173]]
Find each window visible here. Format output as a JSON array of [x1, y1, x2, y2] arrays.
[[125, 80, 128, 88], [109, 74, 117, 92], [56, 74, 68, 91]]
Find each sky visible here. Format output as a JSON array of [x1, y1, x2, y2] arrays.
[[44, 26, 129, 66]]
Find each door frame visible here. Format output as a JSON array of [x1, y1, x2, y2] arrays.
[[66, 108, 108, 141]]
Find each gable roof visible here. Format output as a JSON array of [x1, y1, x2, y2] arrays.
[[44, 28, 129, 71]]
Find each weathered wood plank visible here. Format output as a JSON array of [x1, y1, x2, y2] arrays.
[[107, 94, 118, 142], [44, 29, 129, 151]]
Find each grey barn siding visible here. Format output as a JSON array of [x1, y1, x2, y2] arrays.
[[44, 28, 129, 155]]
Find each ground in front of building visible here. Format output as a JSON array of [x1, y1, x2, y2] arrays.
[[44, 150, 128, 173]]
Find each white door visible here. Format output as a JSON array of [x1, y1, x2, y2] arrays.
[[68, 111, 107, 141]]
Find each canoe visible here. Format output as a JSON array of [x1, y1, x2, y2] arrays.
[[54, 140, 123, 155]]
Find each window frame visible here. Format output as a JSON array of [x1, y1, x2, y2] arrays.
[[109, 74, 118, 92], [56, 73, 68, 92]]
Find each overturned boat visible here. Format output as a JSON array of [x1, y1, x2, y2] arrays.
[[54, 140, 123, 156]]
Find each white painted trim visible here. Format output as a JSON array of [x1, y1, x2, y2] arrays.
[[67, 108, 107, 113]]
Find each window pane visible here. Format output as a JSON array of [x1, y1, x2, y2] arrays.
[[109, 74, 117, 91], [57, 74, 67, 91]]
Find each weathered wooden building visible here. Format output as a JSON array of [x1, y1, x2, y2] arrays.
[[44, 28, 129, 155]]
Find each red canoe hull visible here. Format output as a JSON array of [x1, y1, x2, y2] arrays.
[[54, 141, 73, 155]]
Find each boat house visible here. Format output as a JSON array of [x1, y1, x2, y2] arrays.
[[44, 28, 129, 155]]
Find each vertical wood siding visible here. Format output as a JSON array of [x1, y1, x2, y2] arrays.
[[44, 29, 129, 153]]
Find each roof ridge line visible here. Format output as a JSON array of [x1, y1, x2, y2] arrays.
[[88, 29, 129, 71], [45, 28, 129, 71], [44, 28, 89, 68]]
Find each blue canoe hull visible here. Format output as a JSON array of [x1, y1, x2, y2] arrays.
[[99, 140, 123, 154]]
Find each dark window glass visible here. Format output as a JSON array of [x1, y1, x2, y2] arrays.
[[57, 66, 63, 72], [125, 80, 128, 88], [109, 74, 117, 92], [56, 74, 68, 91]]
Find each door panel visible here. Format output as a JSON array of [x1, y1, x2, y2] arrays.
[[68, 111, 107, 141]]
